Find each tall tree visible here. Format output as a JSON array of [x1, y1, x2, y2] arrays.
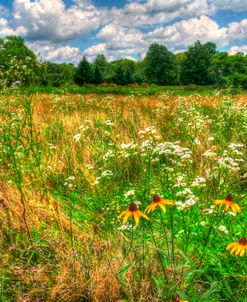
[[111, 59, 136, 85], [41, 62, 75, 87], [92, 55, 108, 84], [181, 41, 217, 85], [144, 43, 178, 85], [74, 56, 93, 85], [0, 36, 40, 87]]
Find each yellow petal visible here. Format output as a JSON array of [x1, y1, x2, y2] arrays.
[[144, 205, 151, 214], [214, 200, 223, 205], [123, 212, 132, 224], [159, 204, 167, 214], [231, 204, 237, 213], [240, 247, 245, 257], [226, 242, 235, 250], [162, 199, 174, 205], [235, 247, 242, 256], [133, 212, 140, 226], [139, 211, 150, 220], [119, 210, 127, 217], [234, 203, 241, 213], [230, 245, 239, 255], [147, 203, 156, 213], [225, 202, 230, 212], [146, 205, 153, 214]]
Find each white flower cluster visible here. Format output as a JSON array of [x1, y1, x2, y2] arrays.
[[218, 225, 229, 234], [175, 197, 197, 211], [204, 205, 215, 215], [64, 176, 76, 189], [73, 133, 81, 142], [124, 190, 135, 198], [105, 120, 114, 126], [191, 177, 206, 188], [93, 170, 114, 185]]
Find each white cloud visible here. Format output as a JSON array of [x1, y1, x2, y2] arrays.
[[211, 0, 247, 12], [146, 15, 229, 49], [105, 0, 214, 28], [0, 17, 27, 37], [84, 43, 107, 56], [228, 19, 247, 40], [12, 0, 103, 42], [92, 16, 247, 60], [229, 45, 247, 55], [0, 0, 246, 63], [27, 41, 82, 64]]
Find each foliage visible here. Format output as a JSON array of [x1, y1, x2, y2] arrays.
[[144, 43, 178, 85], [40, 62, 75, 87], [1, 35, 247, 88], [181, 41, 217, 85], [74, 56, 93, 85], [0, 36, 40, 87]]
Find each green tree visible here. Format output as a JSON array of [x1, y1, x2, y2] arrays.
[[41, 62, 75, 87], [93, 54, 108, 84], [212, 51, 247, 88], [0, 36, 39, 87], [111, 59, 136, 85], [74, 56, 93, 85], [144, 43, 178, 85], [181, 41, 217, 85]]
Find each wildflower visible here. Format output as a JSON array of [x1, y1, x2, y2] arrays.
[[214, 194, 241, 213], [119, 202, 149, 226], [226, 237, 247, 257], [145, 194, 174, 214], [124, 190, 135, 198], [218, 225, 228, 234], [73, 133, 81, 142]]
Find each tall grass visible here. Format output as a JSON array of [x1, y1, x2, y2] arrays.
[[0, 92, 246, 301]]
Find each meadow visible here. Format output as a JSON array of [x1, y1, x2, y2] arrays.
[[0, 91, 246, 301]]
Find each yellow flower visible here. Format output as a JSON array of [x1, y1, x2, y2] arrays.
[[119, 202, 149, 226], [145, 194, 174, 214], [226, 237, 247, 257], [214, 194, 241, 213]]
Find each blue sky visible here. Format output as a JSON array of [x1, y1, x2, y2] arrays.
[[0, 0, 246, 63]]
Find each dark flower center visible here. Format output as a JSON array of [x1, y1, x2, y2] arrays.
[[225, 194, 232, 202], [129, 202, 138, 212], [239, 237, 247, 246], [153, 194, 161, 203]]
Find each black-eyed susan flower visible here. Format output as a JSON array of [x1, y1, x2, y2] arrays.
[[226, 237, 247, 257], [119, 202, 149, 226], [145, 194, 174, 214], [214, 194, 241, 213]]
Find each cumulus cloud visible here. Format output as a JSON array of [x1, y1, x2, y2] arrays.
[[146, 15, 229, 49], [89, 16, 247, 60], [27, 41, 82, 64], [228, 19, 247, 40], [0, 0, 246, 63], [106, 0, 214, 28], [211, 0, 247, 12], [229, 45, 247, 55], [84, 43, 107, 56], [11, 0, 103, 42], [0, 17, 27, 37]]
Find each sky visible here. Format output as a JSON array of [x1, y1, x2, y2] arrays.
[[0, 0, 246, 64]]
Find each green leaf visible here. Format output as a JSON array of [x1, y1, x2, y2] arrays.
[[118, 262, 135, 285]]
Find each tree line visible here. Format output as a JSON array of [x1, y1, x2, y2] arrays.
[[0, 36, 246, 88]]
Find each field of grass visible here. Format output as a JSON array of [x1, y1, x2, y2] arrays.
[[0, 92, 246, 301], [10, 84, 246, 97]]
